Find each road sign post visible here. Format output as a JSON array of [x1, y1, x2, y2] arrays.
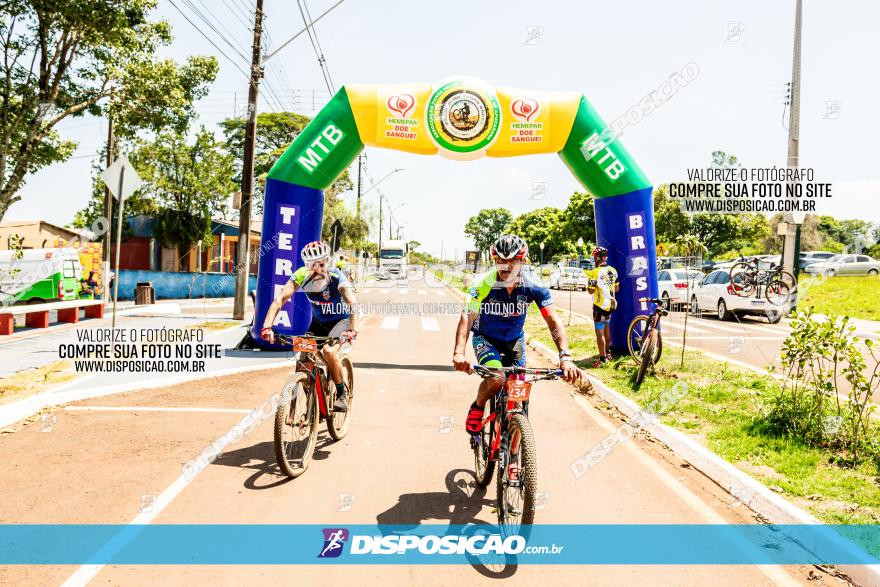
[[100, 155, 143, 333]]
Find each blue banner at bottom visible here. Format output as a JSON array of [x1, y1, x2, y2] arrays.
[[1, 524, 878, 565]]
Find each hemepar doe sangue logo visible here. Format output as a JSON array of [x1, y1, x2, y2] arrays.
[[427, 78, 500, 159]]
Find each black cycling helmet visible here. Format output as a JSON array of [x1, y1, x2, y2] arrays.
[[491, 234, 528, 260], [592, 246, 608, 260]]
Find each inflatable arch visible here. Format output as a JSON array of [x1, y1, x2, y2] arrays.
[[252, 77, 658, 352]]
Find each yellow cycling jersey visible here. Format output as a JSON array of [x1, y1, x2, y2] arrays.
[[586, 265, 618, 311]]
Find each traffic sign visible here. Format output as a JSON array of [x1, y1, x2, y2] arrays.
[[100, 155, 142, 202]]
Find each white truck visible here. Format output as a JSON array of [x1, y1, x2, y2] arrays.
[[378, 240, 408, 277]]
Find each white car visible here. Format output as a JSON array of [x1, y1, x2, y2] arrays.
[[551, 267, 588, 290], [657, 268, 704, 306], [689, 269, 782, 323], [804, 254, 880, 276]]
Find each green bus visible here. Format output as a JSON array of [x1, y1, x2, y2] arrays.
[[0, 248, 86, 305]]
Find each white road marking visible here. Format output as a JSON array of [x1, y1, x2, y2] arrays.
[[380, 316, 400, 330], [660, 321, 712, 334], [65, 406, 251, 414], [61, 404, 270, 586], [398, 288, 409, 295], [418, 289, 426, 295], [436, 290, 446, 297], [420, 317, 440, 331], [379, 289, 390, 294]]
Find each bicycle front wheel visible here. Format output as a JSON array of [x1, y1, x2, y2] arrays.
[[497, 413, 538, 528], [327, 356, 354, 441], [635, 330, 658, 385], [274, 372, 318, 478]]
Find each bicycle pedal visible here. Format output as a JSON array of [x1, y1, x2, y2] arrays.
[[469, 436, 481, 450]]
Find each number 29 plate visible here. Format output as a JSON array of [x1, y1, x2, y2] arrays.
[[292, 337, 318, 353], [508, 380, 532, 402]]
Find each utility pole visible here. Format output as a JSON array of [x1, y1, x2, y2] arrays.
[[377, 194, 383, 269], [102, 94, 114, 303], [782, 0, 803, 285], [233, 0, 264, 321], [355, 154, 362, 257]]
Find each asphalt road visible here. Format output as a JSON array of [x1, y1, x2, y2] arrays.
[[0, 278, 825, 585]]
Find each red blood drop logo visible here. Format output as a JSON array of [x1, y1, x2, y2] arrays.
[[387, 94, 415, 118], [511, 99, 539, 122]]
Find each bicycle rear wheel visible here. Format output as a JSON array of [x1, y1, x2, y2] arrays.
[[729, 263, 756, 297], [635, 330, 658, 385], [765, 279, 791, 306], [473, 397, 496, 488], [497, 413, 537, 529], [274, 372, 318, 478], [627, 316, 663, 365], [327, 356, 354, 441]]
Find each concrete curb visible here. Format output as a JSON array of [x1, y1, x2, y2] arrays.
[[527, 337, 880, 587]]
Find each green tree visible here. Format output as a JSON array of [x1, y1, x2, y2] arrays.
[[557, 192, 595, 248], [407, 240, 421, 252], [505, 207, 566, 259], [0, 0, 218, 221], [129, 127, 235, 258], [219, 111, 311, 212], [464, 207, 513, 254], [653, 184, 690, 246]]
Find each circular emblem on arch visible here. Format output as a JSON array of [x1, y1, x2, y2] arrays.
[[426, 78, 500, 159]]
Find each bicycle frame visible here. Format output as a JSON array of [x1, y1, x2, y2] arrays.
[[480, 374, 527, 462]]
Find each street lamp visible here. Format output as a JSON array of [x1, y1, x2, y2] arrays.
[[539, 241, 545, 265], [577, 237, 584, 266]]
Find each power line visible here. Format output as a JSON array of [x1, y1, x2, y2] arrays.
[[167, 0, 250, 81], [180, 0, 250, 61], [296, 0, 335, 94]]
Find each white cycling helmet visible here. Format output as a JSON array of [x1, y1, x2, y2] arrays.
[[301, 240, 332, 264], [491, 234, 528, 260]]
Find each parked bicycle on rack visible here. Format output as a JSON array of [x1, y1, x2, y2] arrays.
[[626, 297, 668, 385], [729, 252, 794, 306], [272, 332, 355, 479], [469, 364, 563, 530]]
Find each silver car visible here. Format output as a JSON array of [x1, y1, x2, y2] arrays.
[[804, 254, 880, 276]]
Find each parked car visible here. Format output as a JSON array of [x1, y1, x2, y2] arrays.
[[689, 269, 782, 323], [699, 259, 718, 273], [657, 268, 704, 306], [804, 254, 880, 276], [799, 251, 836, 271], [551, 267, 588, 290]]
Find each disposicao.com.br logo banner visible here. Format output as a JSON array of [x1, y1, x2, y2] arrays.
[[1, 524, 878, 565]]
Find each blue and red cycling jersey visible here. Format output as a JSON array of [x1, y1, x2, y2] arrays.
[[464, 271, 554, 343]]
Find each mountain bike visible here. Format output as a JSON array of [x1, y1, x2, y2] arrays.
[[627, 297, 669, 385], [273, 332, 355, 478], [470, 365, 562, 530], [729, 253, 795, 306]]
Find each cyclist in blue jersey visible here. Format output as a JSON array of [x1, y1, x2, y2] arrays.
[[261, 240, 357, 412], [452, 235, 582, 435]]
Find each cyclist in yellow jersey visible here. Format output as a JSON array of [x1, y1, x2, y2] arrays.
[[586, 246, 619, 367]]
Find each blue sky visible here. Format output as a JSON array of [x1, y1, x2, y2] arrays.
[[8, 0, 880, 258]]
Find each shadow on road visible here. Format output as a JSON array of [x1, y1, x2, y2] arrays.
[[211, 432, 337, 490], [376, 468, 518, 579]]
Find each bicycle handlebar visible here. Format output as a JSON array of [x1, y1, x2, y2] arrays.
[[471, 365, 563, 379]]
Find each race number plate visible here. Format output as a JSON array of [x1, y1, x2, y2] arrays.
[[508, 380, 532, 402], [292, 337, 318, 353]]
